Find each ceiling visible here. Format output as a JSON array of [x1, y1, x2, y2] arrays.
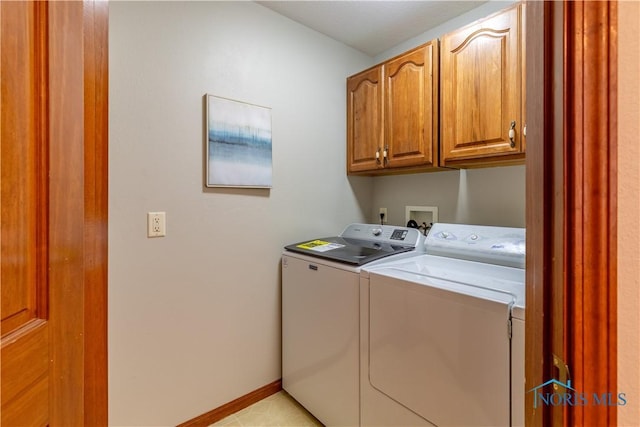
[[256, 1, 489, 56]]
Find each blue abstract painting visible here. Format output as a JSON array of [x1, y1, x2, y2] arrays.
[[206, 95, 272, 188]]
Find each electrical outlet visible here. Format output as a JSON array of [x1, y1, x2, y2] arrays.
[[379, 207, 388, 224], [147, 212, 166, 237]]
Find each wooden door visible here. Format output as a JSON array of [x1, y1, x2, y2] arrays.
[[0, 1, 108, 425], [347, 66, 384, 174], [441, 4, 523, 163], [384, 41, 438, 169], [1, 3, 50, 424]]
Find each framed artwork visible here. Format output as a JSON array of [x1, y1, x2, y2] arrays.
[[206, 94, 272, 188]]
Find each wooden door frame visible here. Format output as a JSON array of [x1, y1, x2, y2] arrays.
[[564, 1, 617, 425], [81, 1, 109, 424], [525, 1, 617, 425], [48, 1, 108, 424], [39, 1, 623, 425]]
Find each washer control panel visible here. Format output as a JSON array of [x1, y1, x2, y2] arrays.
[[426, 223, 526, 268], [340, 223, 423, 247], [390, 229, 409, 240]]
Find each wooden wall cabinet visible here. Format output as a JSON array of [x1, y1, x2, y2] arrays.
[[440, 3, 526, 167], [347, 40, 439, 175]]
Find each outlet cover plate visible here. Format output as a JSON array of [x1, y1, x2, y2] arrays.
[[147, 212, 166, 237]]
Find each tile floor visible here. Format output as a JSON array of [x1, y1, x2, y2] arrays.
[[210, 391, 324, 427]]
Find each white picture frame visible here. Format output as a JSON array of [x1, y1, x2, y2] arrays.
[[206, 94, 272, 188]]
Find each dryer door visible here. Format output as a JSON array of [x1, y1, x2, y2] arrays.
[[368, 270, 514, 427]]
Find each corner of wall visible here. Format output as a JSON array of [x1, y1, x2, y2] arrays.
[[617, 2, 640, 425]]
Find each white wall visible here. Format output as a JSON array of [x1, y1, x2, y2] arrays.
[[109, 1, 530, 424], [371, 0, 525, 228], [108, 2, 372, 425], [374, 0, 517, 63], [371, 166, 525, 228], [618, 1, 640, 425]]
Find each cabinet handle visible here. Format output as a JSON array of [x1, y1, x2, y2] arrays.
[[523, 124, 527, 137], [376, 148, 381, 163], [509, 121, 516, 148], [383, 145, 389, 165]]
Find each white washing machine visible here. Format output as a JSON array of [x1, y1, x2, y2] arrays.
[[282, 223, 427, 427], [360, 223, 525, 427]]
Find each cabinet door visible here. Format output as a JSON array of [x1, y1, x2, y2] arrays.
[[441, 4, 522, 162], [347, 66, 384, 173], [385, 41, 439, 169]]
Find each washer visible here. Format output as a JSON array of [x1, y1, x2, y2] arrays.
[[360, 223, 525, 427], [282, 223, 426, 427]]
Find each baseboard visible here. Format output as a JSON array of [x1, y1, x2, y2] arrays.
[[177, 379, 282, 427]]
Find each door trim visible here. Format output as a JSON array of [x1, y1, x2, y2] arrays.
[[81, 0, 109, 424], [525, 1, 617, 425], [524, 1, 554, 424], [48, 3, 88, 424], [563, 1, 617, 425], [45, 1, 109, 424]]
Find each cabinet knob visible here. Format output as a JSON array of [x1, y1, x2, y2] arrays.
[[509, 121, 516, 148]]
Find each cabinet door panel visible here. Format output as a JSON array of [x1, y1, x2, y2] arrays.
[[453, 36, 503, 144], [385, 42, 438, 169], [347, 67, 383, 173], [442, 5, 522, 162]]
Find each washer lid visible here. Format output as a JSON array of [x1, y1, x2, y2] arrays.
[[367, 254, 525, 315], [284, 236, 415, 266], [283, 223, 425, 266]]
